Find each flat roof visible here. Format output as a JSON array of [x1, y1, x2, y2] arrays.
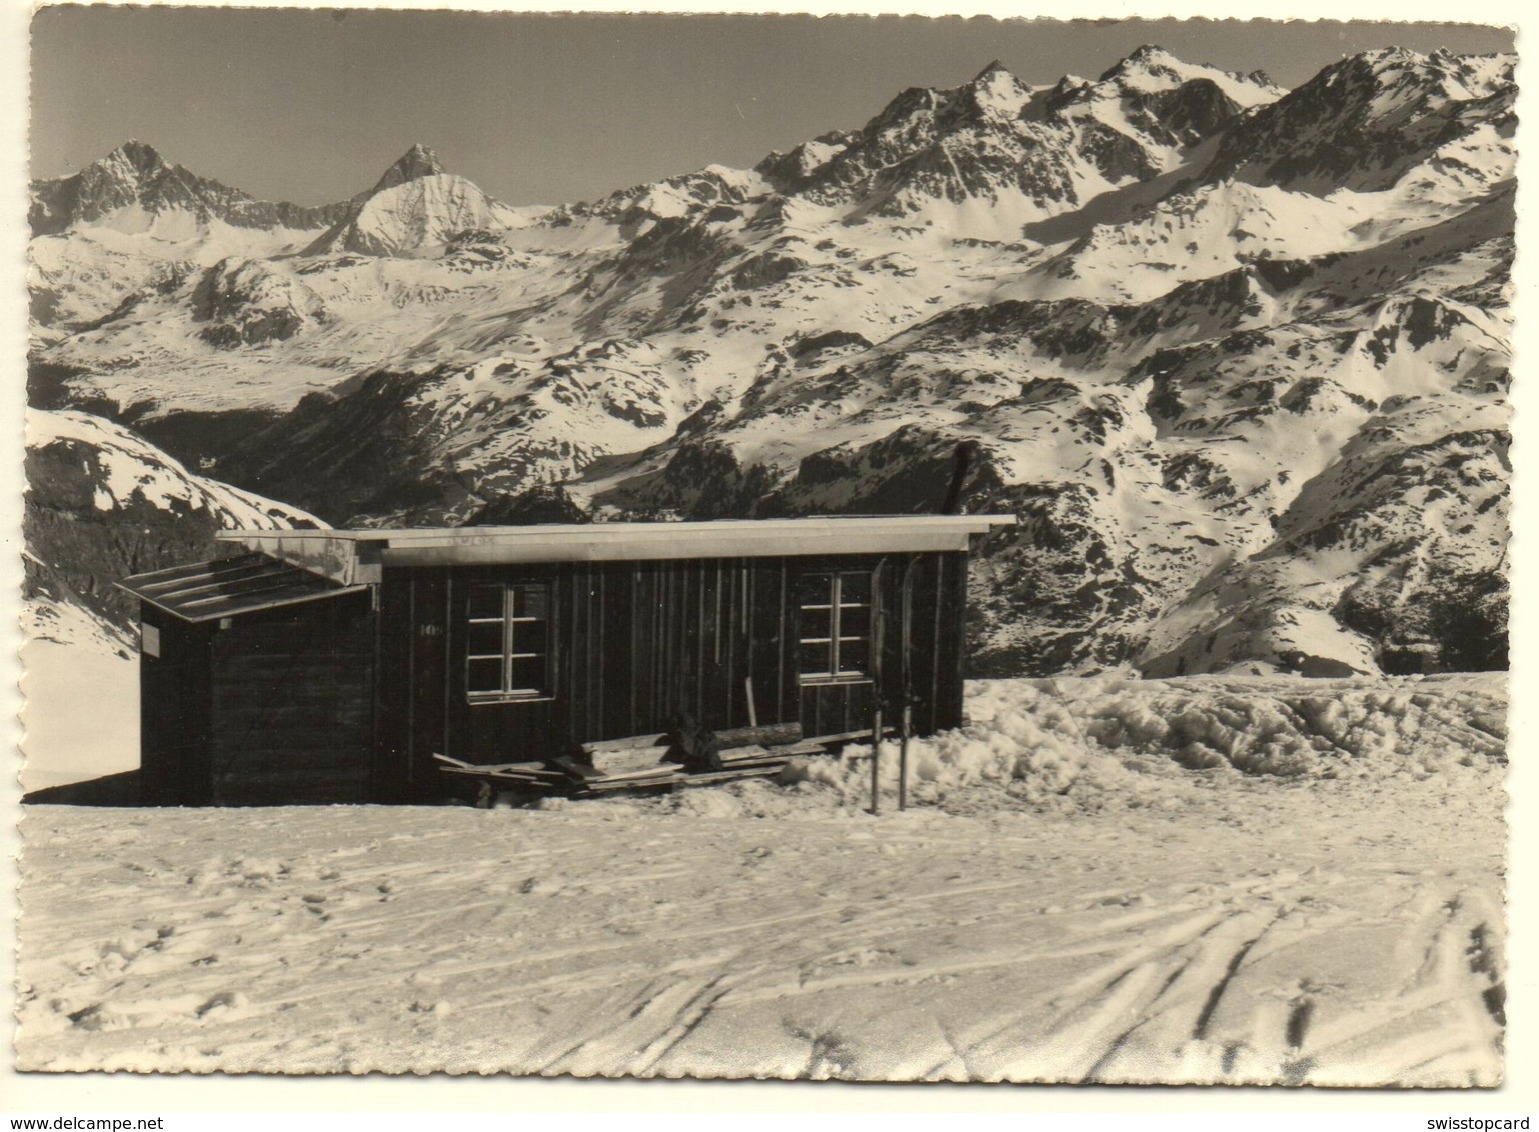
[[119, 552, 368, 622], [216, 516, 1015, 585]]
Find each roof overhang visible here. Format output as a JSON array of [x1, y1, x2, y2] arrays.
[[216, 516, 1016, 582], [118, 552, 368, 623]]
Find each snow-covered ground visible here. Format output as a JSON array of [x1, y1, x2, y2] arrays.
[[18, 598, 138, 793], [16, 673, 1506, 1084]]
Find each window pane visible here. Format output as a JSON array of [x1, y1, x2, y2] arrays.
[[800, 640, 833, 677], [465, 582, 554, 700], [836, 638, 869, 676], [467, 584, 504, 619], [509, 655, 548, 695], [467, 620, 504, 656], [795, 571, 832, 607], [798, 606, 831, 643], [512, 617, 547, 657], [467, 657, 504, 694], [839, 571, 872, 604], [839, 604, 870, 640], [512, 584, 548, 620]]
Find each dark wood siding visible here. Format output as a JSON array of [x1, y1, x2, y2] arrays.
[[382, 549, 969, 798], [385, 557, 797, 796], [205, 591, 376, 805], [138, 603, 214, 806], [409, 570, 451, 800], [788, 551, 966, 737], [373, 574, 412, 802], [137, 541, 977, 806], [935, 551, 970, 732]]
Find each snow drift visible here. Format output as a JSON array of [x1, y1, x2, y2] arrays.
[[788, 673, 1505, 815], [17, 674, 1505, 1083]]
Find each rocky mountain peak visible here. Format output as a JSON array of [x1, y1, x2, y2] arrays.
[[100, 139, 169, 180], [747, 48, 1290, 224], [1340, 45, 1515, 99], [1204, 45, 1515, 194], [1091, 44, 1283, 107], [1113, 44, 1179, 68], [28, 141, 350, 238], [964, 60, 1032, 117], [1312, 46, 1459, 94], [304, 145, 519, 257], [1357, 44, 1427, 66], [370, 143, 448, 194], [1096, 45, 1188, 87]]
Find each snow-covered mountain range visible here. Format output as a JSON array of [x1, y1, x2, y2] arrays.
[[26, 46, 1513, 677], [23, 408, 323, 635]]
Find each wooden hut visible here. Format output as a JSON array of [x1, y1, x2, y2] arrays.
[[119, 516, 1013, 805]]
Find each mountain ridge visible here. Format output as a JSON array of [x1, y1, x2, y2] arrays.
[[28, 140, 350, 237], [26, 45, 1514, 678]]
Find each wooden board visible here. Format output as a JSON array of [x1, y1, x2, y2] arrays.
[[577, 771, 684, 794], [714, 758, 790, 771], [582, 733, 669, 754], [766, 742, 832, 758], [438, 764, 567, 783], [553, 755, 681, 783], [676, 767, 784, 787], [296, 516, 1015, 569], [803, 727, 895, 746], [712, 723, 803, 748], [586, 745, 674, 776], [592, 765, 683, 783]]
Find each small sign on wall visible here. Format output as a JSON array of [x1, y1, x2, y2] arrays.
[[141, 622, 161, 658]]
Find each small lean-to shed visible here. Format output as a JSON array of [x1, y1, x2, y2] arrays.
[[119, 517, 1013, 805]]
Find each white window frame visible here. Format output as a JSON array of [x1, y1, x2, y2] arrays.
[[465, 581, 554, 704], [798, 570, 874, 686]]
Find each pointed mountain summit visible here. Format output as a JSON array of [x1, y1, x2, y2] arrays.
[[102, 138, 171, 178], [304, 144, 522, 257], [964, 60, 1033, 117], [28, 141, 347, 238], [1092, 44, 1284, 107], [370, 143, 447, 194], [1098, 44, 1192, 81], [1025, 45, 1283, 167]]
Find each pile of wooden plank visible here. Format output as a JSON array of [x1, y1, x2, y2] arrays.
[[554, 734, 683, 794], [433, 754, 569, 791], [668, 724, 831, 789], [435, 721, 859, 802], [714, 741, 827, 771]]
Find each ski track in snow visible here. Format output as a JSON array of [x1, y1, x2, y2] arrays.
[[17, 677, 1505, 1083]]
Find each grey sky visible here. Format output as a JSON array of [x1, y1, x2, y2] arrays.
[[29, 9, 1515, 208]]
